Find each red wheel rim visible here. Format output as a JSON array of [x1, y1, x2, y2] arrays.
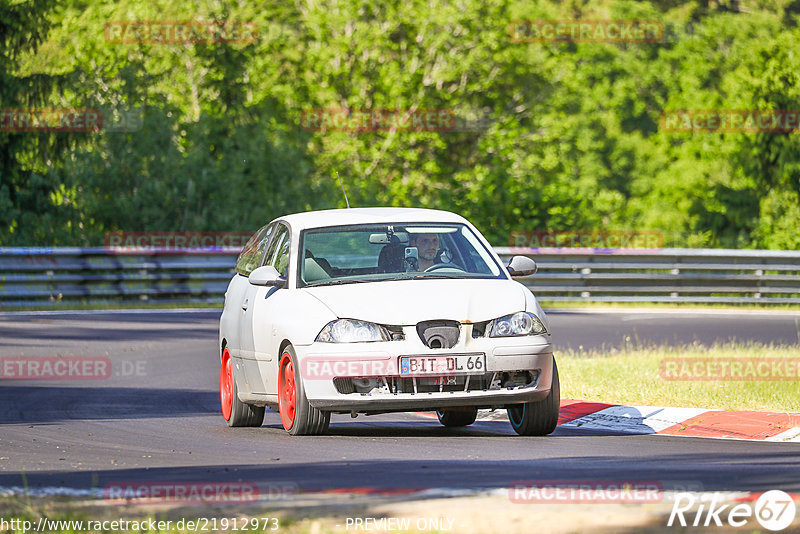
[[278, 352, 296, 430], [220, 348, 233, 421]]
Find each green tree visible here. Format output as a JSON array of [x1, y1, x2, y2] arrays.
[[0, 0, 85, 244]]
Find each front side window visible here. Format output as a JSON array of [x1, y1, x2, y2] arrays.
[[235, 224, 273, 276], [265, 224, 291, 277], [298, 223, 504, 287]]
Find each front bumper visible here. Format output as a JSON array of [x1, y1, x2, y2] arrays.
[[294, 331, 555, 413]]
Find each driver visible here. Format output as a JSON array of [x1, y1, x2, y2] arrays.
[[409, 233, 440, 271]]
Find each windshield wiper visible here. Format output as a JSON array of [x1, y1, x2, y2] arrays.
[[401, 274, 464, 280], [308, 279, 373, 287]]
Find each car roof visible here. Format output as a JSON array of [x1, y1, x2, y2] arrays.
[[276, 207, 469, 230]]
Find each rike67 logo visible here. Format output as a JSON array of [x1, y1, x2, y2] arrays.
[[668, 490, 796, 531]]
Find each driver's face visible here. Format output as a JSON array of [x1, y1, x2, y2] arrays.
[[413, 234, 439, 261]]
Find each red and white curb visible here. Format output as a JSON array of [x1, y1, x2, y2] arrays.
[[427, 400, 800, 442]]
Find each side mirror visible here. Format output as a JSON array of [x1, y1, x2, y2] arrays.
[[506, 256, 537, 277], [249, 265, 286, 287]]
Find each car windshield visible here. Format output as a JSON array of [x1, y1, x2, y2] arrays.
[[298, 223, 504, 287]]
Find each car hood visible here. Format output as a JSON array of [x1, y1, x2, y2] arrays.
[[301, 278, 526, 324]]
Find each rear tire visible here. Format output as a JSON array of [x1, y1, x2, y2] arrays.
[[220, 348, 265, 427], [507, 359, 560, 436], [436, 407, 478, 427], [278, 345, 330, 436]]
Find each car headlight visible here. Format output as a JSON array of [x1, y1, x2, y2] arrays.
[[316, 319, 390, 343], [489, 312, 546, 337]]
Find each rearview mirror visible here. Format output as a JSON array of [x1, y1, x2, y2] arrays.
[[249, 265, 286, 287], [506, 256, 537, 277], [369, 231, 409, 244]]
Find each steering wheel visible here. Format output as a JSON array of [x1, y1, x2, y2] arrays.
[[424, 262, 464, 273]]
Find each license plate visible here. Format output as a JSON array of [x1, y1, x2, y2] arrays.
[[399, 354, 485, 376]]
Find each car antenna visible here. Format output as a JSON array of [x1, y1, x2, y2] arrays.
[[335, 171, 351, 208]]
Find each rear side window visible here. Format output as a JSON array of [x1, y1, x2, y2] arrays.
[[235, 224, 273, 276]]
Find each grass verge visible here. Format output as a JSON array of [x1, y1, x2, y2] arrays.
[[558, 341, 800, 412]]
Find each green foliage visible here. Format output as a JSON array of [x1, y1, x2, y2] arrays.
[[0, 0, 85, 244], [2, 0, 799, 249]]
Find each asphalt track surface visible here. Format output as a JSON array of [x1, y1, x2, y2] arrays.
[[1, 309, 799, 495]]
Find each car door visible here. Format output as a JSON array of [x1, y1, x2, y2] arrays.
[[222, 224, 272, 360], [238, 223, 290, 395]]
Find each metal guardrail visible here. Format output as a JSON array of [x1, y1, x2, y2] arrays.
[[1, 247, 799, 307], [0, 247, 238, 307], [497, 247, 800, 304]]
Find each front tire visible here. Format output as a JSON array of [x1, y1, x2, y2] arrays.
[[436, 407, 478, 427], [507, 359, 560, 436], [278, 345, 330, 436], [220, 348, 265, 427]]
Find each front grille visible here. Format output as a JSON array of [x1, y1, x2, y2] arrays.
[[396, 374, 491, 393], [331, 371, 542, 395], [333, 377, 356, 394]]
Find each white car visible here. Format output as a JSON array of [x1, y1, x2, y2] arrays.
[[219, 208, 559, 436]]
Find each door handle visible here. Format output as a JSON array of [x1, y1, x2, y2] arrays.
[[242, 298, 249, 311]]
